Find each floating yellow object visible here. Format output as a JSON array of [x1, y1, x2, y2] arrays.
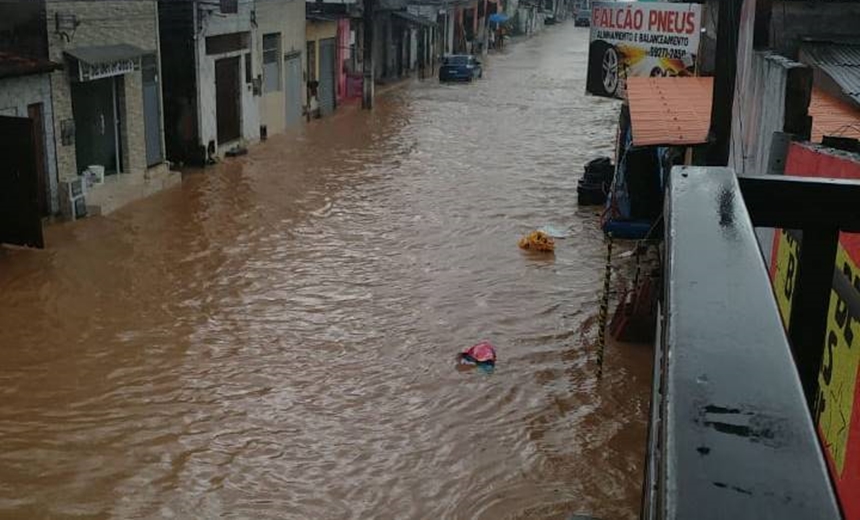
[[518, 230, 556, 252]]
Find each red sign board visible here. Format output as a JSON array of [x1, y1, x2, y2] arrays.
[[769, 142, 860, 519]]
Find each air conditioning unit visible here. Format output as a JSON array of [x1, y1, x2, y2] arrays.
[[59, 178, 87, 221]]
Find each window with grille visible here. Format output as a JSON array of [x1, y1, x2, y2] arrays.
[[263, 33, 281, 92]]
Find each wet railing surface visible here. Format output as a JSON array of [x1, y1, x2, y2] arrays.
[[0, 27, 651, 520], [647, 167, 842, 519]]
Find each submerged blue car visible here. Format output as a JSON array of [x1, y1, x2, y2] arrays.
[[439, 55, 483, 82]]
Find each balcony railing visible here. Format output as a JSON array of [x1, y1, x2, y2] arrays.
[[644, 166, 849, 519]]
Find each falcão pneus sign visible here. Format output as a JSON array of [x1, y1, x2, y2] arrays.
[[586, 1, 702, 99]]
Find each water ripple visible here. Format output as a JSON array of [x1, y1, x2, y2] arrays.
[[0, 25, 650, 520]]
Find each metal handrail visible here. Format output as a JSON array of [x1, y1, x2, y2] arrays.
[[644, 166, 843, 519]]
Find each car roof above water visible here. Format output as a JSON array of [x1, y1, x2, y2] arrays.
[[443, 55, 472, 64]]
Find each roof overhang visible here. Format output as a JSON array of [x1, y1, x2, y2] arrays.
[[0, 52, 61, 80], [626, 76, 713, 148], [64, 44, 146, 82], [799, 41, 860, 109]]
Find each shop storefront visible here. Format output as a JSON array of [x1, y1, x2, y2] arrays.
[[65, 44, 146, 177]]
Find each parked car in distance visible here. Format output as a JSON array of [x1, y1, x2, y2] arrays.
[[439, 55, 483, 82], [575, 9, 591, 26]]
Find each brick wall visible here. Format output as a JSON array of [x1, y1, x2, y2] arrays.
[[123, 71, 147, 174], [45, 0, 159, 180]]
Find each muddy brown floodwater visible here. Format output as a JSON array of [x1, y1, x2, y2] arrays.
[[0, 25, 651, 520]]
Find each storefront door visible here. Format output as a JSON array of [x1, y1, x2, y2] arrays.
[[71, 77, 120, 175]]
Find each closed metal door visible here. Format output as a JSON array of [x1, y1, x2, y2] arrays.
[[142, 54, 163, 166], [284, 54, 302, 128], [0, 116, 43, 248], [318, 38, 336, 116]]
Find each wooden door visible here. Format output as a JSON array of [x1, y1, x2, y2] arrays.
[[27, 103, 49, 216], [215, 56, 241, 144]]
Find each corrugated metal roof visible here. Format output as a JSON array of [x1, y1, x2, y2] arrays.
[[809, 88, 860, 142], [626, 77, 713, 147], [801, 42, 860, 107]]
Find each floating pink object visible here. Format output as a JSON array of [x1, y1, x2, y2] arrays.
[[461, 341, 497, 364]]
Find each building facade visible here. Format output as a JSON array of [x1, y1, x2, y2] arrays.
[[159, 0, 260, 165], [306, 16, 339, 117], [0, 21, 61, 220], [45, 0, 168, 198], [0, 68, 58, 217], [257, 0, 306, 137]]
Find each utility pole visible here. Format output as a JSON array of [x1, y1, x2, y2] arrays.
[[704, 0, 744, 166], [362, 0, 375, 109]]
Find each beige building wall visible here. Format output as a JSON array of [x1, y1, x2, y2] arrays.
[[45, 0, 162, 181], [306, 20, 338, 81], [194, 1, 260, 154], [257, 0, 308, 135]]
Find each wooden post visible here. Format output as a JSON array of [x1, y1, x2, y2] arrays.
[[704, 0, 744, 166], [362, 0, 375, 109]]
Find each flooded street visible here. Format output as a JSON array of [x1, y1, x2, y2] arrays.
[[0, 25, 651, 520]]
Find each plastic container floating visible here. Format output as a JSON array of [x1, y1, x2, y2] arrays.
[[519, 230, 555, 252], [459, 341, 497, 366]]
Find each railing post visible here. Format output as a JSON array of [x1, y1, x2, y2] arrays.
[[787, 227, 839, 407]]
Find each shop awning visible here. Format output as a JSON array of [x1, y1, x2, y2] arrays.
[[65, 44, 146, 82], [809, 88, 860, 142], [626, 76, 714, 147]]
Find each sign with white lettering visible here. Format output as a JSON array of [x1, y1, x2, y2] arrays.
[[586, 1, 702, 99], [78, 58, 137, 82]]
